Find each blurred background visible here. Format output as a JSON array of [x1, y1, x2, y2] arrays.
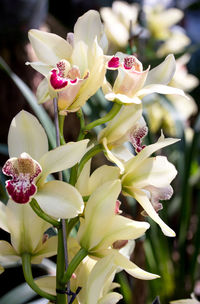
[[0, 0, 200, 303]]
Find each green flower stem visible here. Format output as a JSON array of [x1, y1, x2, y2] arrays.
[[77, 144, 104, 178], [30, 199, 60, 228], [77, 109, 86, 141], [63, 248, 88, 284], [59, 114, 66, 145], [56, 227, 67, 304], [83, 102, 122, 131], [67, 217, 79, 237], [22, 253, 56, 302]]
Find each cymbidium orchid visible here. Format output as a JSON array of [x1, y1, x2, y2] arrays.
[[0, 199, 57, 264], [27, 10, 107, 114], [100, 1, 139, 53], [121, 132, 179, 237], [170, 293, 200, 304], [2, 110, 88, 218], [104, 53, 187, 105]]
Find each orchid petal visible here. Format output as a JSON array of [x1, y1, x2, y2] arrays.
[[6, 199, 50, 254], [35, 276, 56, 296], [0, 201, 9, 233], [0, 265, 4, 274], [124, 156, 177, 188], [75, 159, 91, 196], [8, 111, 48, 161], [31, 236, 57, 264], [26, 61, 51, 76], [113, 251, 160, 280], [36, 78, 51, 104], [38, 140, 89, 184], [105, 93, 142, 104], [145, 54, 176, 86], [97, 216, 150, 250], [88, 165, 120, 194], [74, 10, 104, 48], [99, 104, 142, 146], [0, 241, 19, 262], [77, 180, 121, 251], [35, 180, 84, 219], [124, 132, 180, 175], [98, 292, 123, 304], [127, 187, 176, 237], [28, 30, 72, 65], [102, 138, 125, 174], [111, 145, 133, 162], [137, 84, 188, 98]]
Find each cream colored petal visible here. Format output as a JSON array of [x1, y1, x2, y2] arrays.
[[137, 84, 187, 99], [124, 156, 177, 188], [145, 54, 176, 86], [26, 61, 51, 76], [71, 40, 88, 76], [170, 300, 198, 304], [35, 276, 56, 296], [35, 180, 84, 219], [0, 265, 4, 274], [113, 251, 160, 280], [106, 93, 142, 104], [124, 132, 180, 175], [0, 201, 9, 233], [99, 103, 142, 146], [127, 187, 176, 237], [75, 159, 91, 196], [158, 8, 183, 28], [6, 199, 50, 254], [31, 236, 57, 264], [8, 110, 48, 161], [86, 254, 117, 304], [97, 216, 150, 250], [88, 165, 120, 194], [77, 180, 121, 251], [111, 146, 133, 162], [38, 140, 89, 184], [74, 10, 104, 48], [114, 67, 149, 97], [102, 138, 125, 174], [98, 292, 123, 304], [0, 240, 19, 262], [28, 30, 72, 65], [36, 78, 51, 104]]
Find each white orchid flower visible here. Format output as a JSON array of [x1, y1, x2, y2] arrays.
[[121, 132, 179, 237], [100, 1, 139, 52], [2, 110, 88, 219], [77, 180, 150, 255], [170, 293, 200, 304], [104, 53, 187, 105], [27, 10, 107, 114], [0, 199, 57, 264]]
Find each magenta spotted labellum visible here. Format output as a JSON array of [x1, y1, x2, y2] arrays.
[[2, 152, 42, 204]]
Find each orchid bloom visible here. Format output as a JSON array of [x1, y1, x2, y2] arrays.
[[0, 199, 57, 264], [27, 10, 107, 114], [121, 132, 179, 237], [170, 293, 200, 304], [2, 111, 88, 219], [76, 179, 159, 280], [144, 4, 184, 40], [100, 1, 139, 52], [104, 53, 187, 105]]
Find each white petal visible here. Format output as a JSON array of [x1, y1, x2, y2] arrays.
[[129, 187, 176, 237], [0, 241, 19, 263], [38, 140, 89, 184], [113, 251, 160, 280], [36, 78, 51, 104], [6, 199, 50, 254], [74, 10, 104, 48], [102, 138, 125, 174], [98, 292, 123, 304], [31, 236, 57, 264], [8, 110, 48, 161], [26, 61, 51, 76], [35, 180, 84, 219], [75, 159, 91, 196], [145, 54, 176, 86], [35, 276, 56, 296], [28, 30, 72, 65], [0, 201, 9, 233], [138, 84, 188, 99]]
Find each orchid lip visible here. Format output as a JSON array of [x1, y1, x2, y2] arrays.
[[2, 153, 42, 204], [108, 56, 120, 69]]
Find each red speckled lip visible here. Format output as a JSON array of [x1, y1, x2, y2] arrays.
[[2, 153, 42, 204], [130, 125, 148, 153], [50, 69, 69, 90], [108, 56, 120, 69]]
